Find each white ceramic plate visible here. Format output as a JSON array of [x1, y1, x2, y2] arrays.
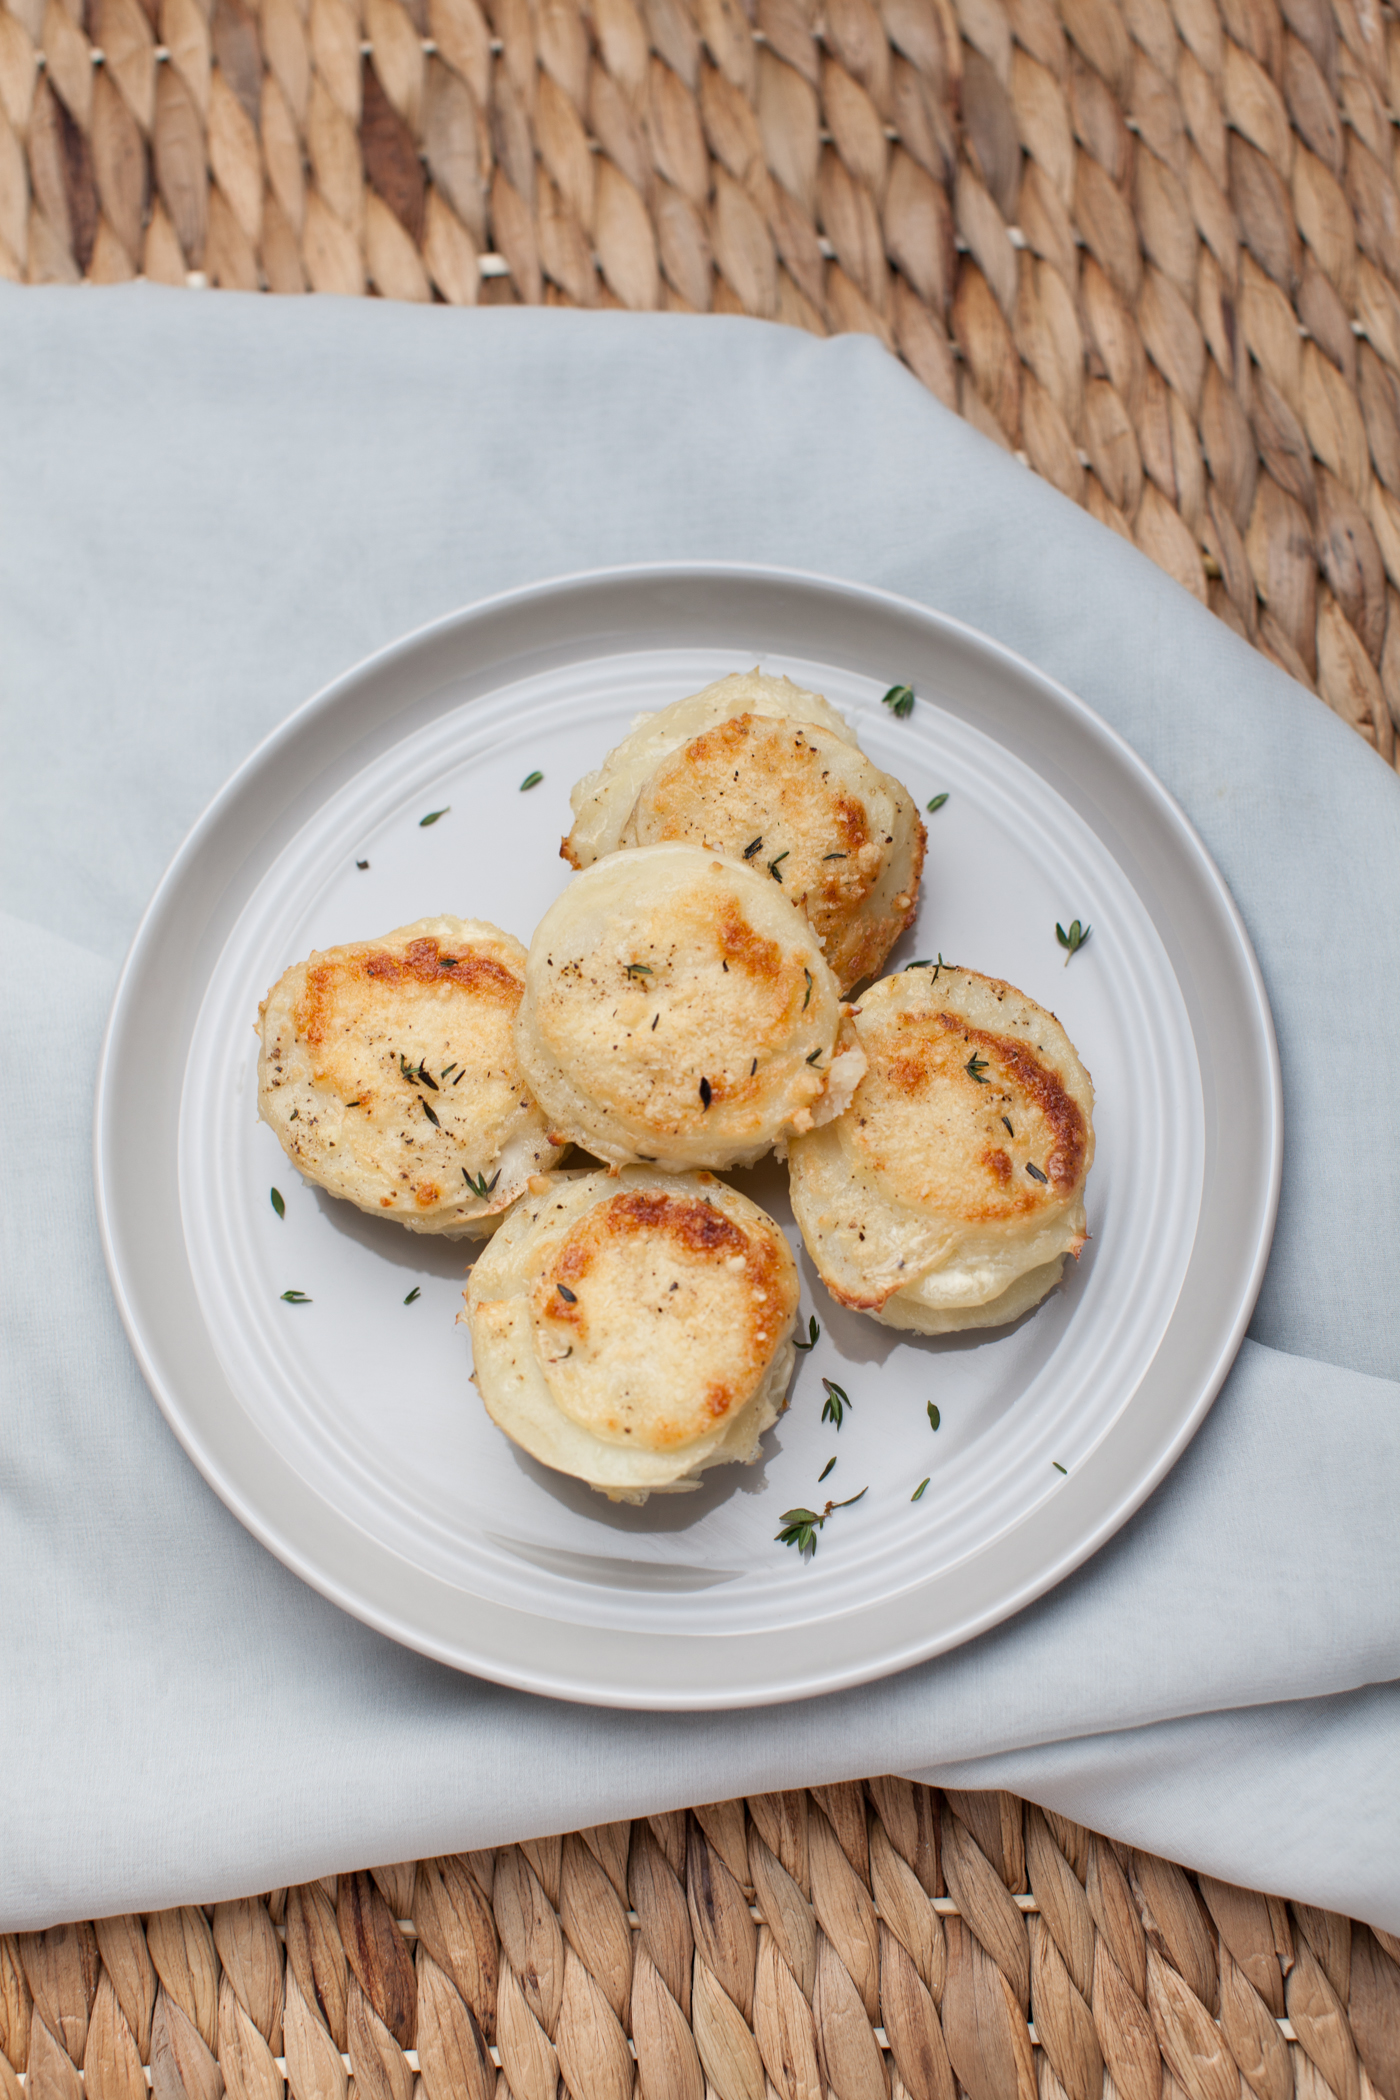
[[94, 567, 1280, 1709]]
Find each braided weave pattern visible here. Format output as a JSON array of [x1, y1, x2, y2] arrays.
[[5, 0, 1400, 756], [3, 1787, 1399, 2100]]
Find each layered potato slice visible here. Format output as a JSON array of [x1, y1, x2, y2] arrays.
[[788, 965, 1095, 1332], [514, 843, 866, 1171], [463, 1167, 800, 1501], [257, 916, 565, 1235], [562, 671, 925, 992]]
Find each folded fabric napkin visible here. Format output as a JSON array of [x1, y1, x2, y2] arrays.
[[2, 283, 1397, 1934]]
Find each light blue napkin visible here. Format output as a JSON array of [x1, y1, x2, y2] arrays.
[[2, 283, 1397, 1933]]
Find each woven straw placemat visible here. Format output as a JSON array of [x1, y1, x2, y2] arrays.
[[7, 0, 1400, 766], [5, 1786, 1399, 2099]]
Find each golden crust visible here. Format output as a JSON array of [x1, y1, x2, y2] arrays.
[[256, 915, 565, 1236], [561, 672, 925, 993], [463, 1167, 799, 1498], [787, 965, 1095, 1330], [513, 844, 864, 1171]]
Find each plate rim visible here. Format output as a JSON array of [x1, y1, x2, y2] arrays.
[[93, 561, 1283, 1709]]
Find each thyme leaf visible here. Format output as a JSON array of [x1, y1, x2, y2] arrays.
[[822, 851, 848, 861], [806, 1047, 823, 1065], [520, 770, 544, 791], [912, 1477, 930, 1502], [1056, 918, 1091, 965], [280, 1289, 311, 1303], [768, 850, 789, 882], [928, 1401, 941, 1431], [803, 968, 812, 1011], [792, 1314, 820, 1352], [463, 1167, 502, 1198], [625, 961, 653, 980], [421, 1098, 441, 1127], [882, 682, 915, 718], [270, 1187, 285, 1220], [965, 1052, 990, 1084], [557, 1283, 577, 1303], [1002, 1115, 1014, 1136], [1026, 1161, 1048, 1183], [774, 1487, 867, 1556], [1053, 1461, 1068, 1474], [926, 791, 949, 812], [819, 1456, 836, 1482], [699, 1076, 713, 1108], [404, 1287, 421, 1304], [419, 808, 449, 827], [743, 837, 763, 860], [821, 1377, 851, 1428]]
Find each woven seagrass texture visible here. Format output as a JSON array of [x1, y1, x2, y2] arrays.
[[5, 1788, 1400, 2100], [8, 0, 1400, 764]]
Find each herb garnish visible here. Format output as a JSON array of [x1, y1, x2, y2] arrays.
[[912, 1477, 929, 1502], [882, 682, 915, 718], [520, 771, 544, 791], [750, 1057, 758, 1075], [1026, 1161, 1048, 1183], [821, 1377, 851, 1428], [1053, 1461, 1067, 1474], [463, 1168, 501, 1197], [965, 1052, 989, 1083], [822, 851, 847, 861], [270, 1187, 285, 1220], [626, 962, 653, 981], [356, 859, 370, 869], [793, 1315, 820, 1352], [819, 1456, 836, 1482], [344, 1098, 362, 1108], [400, 1055, 438, 1089], [768, 851, 789, 882], [1002, 1115, 1014, 1136], [743, 837, 763, 860], [803, 968, 812, 1011], [1056, 918, 1091, 965], [776, 1487, 867, 1556], [928, 1402, 941, 1431], [926, 792, 949, 812], [699, 1076, 712, 1107], [280, 1289, 311, 1303], [557, 1283, 577, 1303], [906, 953, 955, 979], [404, 1287, 421, 1304], [806, 1048, 823, 1065], [419, 808, 449, 826], [421, 1098, 441, 1128]]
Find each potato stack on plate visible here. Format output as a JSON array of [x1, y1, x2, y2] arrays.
[[255, 669, 1095, 1503]]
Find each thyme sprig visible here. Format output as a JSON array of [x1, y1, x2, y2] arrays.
[[965, 1052, 990, 1083], [404, 1287, 421, 1304], [743, 837, 763, 860], [775, 1487, 867, 1555], [270, 1187, 285, 1220], [463, 1168, 501, 1198], [792, 1315, 821, 1352], [768, 851, 789, 882], [399, 1055, 438, 1089], [882, 682, 915, 719], [1056, 918, 1091, 965], [821, 1377, 851, 1428], [905, 954, 955, 979]]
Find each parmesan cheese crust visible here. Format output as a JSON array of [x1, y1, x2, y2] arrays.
[[787, 966, 1095, 1331], [463, 1167, 800, 1500], [561, 672, 925, 992], [514, 843, 865, 1171], [257, 916, 565, 1236]]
